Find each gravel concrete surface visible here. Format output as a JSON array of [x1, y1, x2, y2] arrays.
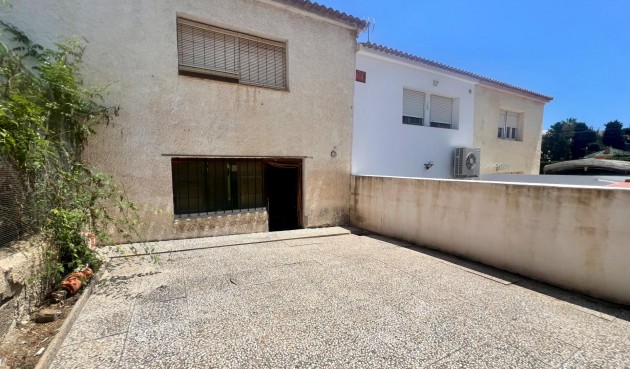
[[51, 230, 630, 368]]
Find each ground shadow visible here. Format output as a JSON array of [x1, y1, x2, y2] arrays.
[[342, 225, 630, 322]]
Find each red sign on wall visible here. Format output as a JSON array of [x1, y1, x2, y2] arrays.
[[356, 70, 367, 83]]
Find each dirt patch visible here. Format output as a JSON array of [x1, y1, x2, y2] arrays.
[[0, 294, 79, 369]]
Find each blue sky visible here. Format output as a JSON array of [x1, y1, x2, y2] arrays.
[[321, 0, 630, 131]]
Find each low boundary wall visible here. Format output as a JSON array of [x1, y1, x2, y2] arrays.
[[350, 175, 630, 305]]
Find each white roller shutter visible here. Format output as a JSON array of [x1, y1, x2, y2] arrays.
[[403, 89, 425, 118], [506, 112, 518, 139], [498, 111, 506, 138], [430, 95, 453, 125]]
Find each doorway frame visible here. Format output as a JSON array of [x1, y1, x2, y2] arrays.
[[263, 158, 303, 230]]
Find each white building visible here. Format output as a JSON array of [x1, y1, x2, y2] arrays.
[[352, 43, 552, 179]]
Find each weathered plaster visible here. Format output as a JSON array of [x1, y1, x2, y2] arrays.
[[0, 238, 47, 338], [172, 211, 268, 239], [474, 85, 547, 175], [2, 0, 358, 240], [351, 175, 630, 305]]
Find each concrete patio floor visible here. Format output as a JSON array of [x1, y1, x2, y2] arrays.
[[51, 228, 630, 368]]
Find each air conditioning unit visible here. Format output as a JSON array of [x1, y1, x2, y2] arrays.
[[454, 147, 481, 178]]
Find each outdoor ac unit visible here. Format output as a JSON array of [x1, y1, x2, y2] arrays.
[[454, 147, 481, 178]]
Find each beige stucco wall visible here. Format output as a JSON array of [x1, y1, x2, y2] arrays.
[[474, 85, 547, 175], [351, 175, 630, 305], [2, 0, 358, 241]]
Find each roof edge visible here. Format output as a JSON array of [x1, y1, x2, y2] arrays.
[[360, 42, 553, 102], [262, 0, 367, 30]]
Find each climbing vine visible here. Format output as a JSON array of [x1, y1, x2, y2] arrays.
[[0, 22, 145, 285]]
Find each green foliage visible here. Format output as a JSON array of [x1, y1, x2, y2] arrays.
[[541, 119, 575, 161], [541, 118, 600, 162], [0, 22, 143, 285], [570, 122, 598, 159], [602, 120, 625, 150]]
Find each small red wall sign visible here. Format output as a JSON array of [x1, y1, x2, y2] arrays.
[[356, 70, 366, 83]]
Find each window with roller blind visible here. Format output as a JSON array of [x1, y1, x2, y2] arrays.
[[402, 89, 425, 125], [429, 95, 454, 129], [177, 18, 287, 90], [402, 89, 458, 129], [498, 110, 521, 140]]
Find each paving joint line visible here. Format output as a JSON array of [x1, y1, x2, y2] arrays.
[[144, 295, 188, 304], [114, 297, 139, 368], [58, 331, 127, 349], [109, 232, 350, 259]]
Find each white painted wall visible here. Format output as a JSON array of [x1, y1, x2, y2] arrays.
[[351, 175, 630, 305], [352, 49, 476, 179]]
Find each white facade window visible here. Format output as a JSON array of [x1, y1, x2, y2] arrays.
[[429, 95, 454, 129], [402, 90, 457, 129], [498, 110, 520, 140], [402, 89, 425, 126], [177, 18, 287, 90]]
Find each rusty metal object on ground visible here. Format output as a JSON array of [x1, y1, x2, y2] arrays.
[[60, 267, 94, 295]]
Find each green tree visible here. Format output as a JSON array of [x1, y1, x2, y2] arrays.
[[541, 118, 600, 162], [570, 122, 598, 159], [541, 119, 575, 161], [602, 120, 625, 149], [587, 142, 601, 154]]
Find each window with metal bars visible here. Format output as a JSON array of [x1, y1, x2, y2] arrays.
[[172, 159, 265, 217], [177, 18, 287, 90]]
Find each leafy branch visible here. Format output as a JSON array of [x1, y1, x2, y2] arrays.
[[0, 21, 148, 286]]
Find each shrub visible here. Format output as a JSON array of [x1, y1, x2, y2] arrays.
[[0, 22, 146, 286]]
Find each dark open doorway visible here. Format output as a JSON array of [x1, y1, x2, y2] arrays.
[[265, 160, 301, 231]]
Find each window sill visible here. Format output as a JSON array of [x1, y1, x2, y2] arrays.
[[497, 138, 523, 142], [401, 123, 459, 131], [178, 70, 289, 92], [430, 122, 457, 130], [174, 208, 267, 220]]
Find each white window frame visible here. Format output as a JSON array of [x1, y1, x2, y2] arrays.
[[498, 110, 521, 141], [429, 95, 455, 129], [402, 88, 426, 126], [401, 89, 459, 130]]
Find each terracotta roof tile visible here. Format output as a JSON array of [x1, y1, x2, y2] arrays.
[[361, 42, 553, 102], [271, 0, 367, 29]]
